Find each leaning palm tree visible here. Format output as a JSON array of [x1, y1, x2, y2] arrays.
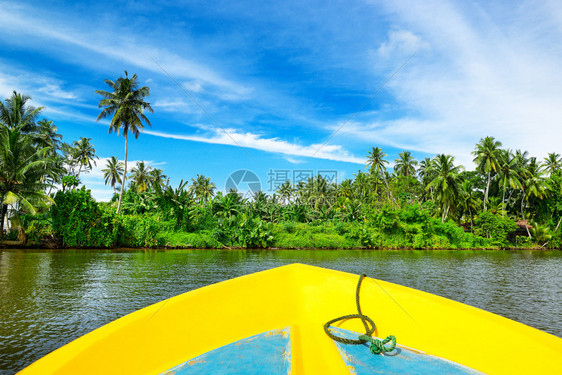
[[71, 137, 98, 177], [472, 136, 502, 211], [0, 91, 43, 132], [427, 154, 463, 222], [394, 151, 418, 177], [543, 153, 561, 177], [102, 156, 124, 193], [96, 71, 153, 214]]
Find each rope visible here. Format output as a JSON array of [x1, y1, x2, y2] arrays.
[[323, 274, 397, 354]]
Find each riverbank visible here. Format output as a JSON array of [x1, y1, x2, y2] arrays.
[[7, 188, 559, 252], [1, 239, 548, 251]]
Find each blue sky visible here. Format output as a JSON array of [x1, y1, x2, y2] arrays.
[[1, 0, 562, 200]]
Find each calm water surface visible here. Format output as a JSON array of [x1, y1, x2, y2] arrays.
[[1, 249, 561, 374]]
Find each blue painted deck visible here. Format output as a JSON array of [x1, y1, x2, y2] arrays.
[[161, 326, 482, 374], [160, 327, 291, 375], [328, 327, 482, 374]]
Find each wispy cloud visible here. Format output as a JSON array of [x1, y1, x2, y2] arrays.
[[0, 3, 251, 99], [145, 128, 365, 164], [342, 0, 562, 168]]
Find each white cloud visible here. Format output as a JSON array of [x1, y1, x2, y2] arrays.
[[377, 29, 429, 58], [0, 3, 251, 99], [346, 0, 562, 169], [284, 156, 305, 164], [145, 128, 365, 164]]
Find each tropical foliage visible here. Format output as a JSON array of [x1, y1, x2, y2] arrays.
[[2, 88, 562, 250]]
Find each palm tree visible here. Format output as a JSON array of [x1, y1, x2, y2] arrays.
[[0, 91, 43, 132], [130, 161, 153, 193], [189, 174, 216, 204], [34, 119, 63, 155], [276, 180, 293, 205], [520, 158, 547, 238], [149, 168, 168, 192], [427, 154, 463, 222], [543, 153, 561, 177], [0, 127, 53, 237], [496, 149, 522, 216], [96, 71, 153, 214], [458, 179, 481, 229], [365, 147, 389, 176], [71, 137, 98, 177], [304, 175, 335, 211], [102, 156, 124, 193], [394, 151, 418, 177], [472, 136, 502, 211], [418, 157, 436, 201]]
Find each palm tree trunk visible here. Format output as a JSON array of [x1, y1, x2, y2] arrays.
[[484, 171, 491, 211], [554, 216, 562, 233], [502, 182, 506, 217], [117, 134, 128, 214], [0, 204, 7, 238]]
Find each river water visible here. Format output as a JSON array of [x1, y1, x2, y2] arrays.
[[1, 249, 561, 374]]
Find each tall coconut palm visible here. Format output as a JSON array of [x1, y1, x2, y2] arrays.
[[472, 136, 502, 211], [458, 179, 481, 229], [0, 91, 43, 132], [96, 71, 153, 214], [417, 157, 436, 201], [71, 137, 98, 177], [189, 174, 216, 204], [0, 127, 53, 237], [394, 151, 418, 177], [496, 149, 522, 216], [102, 156, 124, 193], [427, 154, 463, 222], [130, 161, 153, 193], [366, 147, 389, 176], [543, 153, 561, 177], [520, 158, 547, 238]]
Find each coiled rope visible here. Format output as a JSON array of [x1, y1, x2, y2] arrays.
[[323, 274, 397, 355]]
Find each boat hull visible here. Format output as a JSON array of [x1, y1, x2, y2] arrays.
[[19, 264, 562, 374]]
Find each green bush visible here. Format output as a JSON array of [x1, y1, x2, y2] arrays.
[[5, 229, 19, 241], [235, 216, 274, 248], [21, 214, 53, 243], [52, 187, 117, 247], [348, 225, 382, 248], [116, 214, 174, 247], [156, 230, 223, 248], [473, 212, 517, 247]]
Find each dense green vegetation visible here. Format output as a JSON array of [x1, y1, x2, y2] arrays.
[[2, 75, 562, 249]]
